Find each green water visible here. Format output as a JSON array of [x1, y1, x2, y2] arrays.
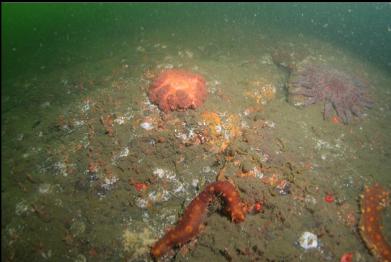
[[2, 3, 391, 262], [3, 3, 391, 80]]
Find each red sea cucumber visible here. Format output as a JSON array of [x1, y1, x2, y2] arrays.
[[359, 183, 391, 261], [151, 181, 247, 259]]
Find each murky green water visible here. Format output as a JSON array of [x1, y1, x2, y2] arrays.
[[2, 3, 391, 262]]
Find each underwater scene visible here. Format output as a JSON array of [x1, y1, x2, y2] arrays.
[[2, 3, 391, 262]]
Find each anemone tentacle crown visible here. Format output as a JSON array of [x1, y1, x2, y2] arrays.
[[148, 69, 208, 113]]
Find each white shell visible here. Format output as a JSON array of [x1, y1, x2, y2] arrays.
[[140, 122, 154, 130], [298, 231, 318, 250]]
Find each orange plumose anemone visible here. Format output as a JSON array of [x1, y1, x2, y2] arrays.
[[148, 69, 207, 113]]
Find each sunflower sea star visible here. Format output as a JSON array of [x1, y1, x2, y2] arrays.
[[288, 62, 373, 124]]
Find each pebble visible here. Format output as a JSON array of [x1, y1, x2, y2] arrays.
[[40, 101, 51, 108], [136, 46, 145, 52], [191, 179, 199, 188], [15, 200, 30, 216], [17, 133, 24, 141], [38, 183, 52, 194], [241, 160, 254, 173], [114, 117, 126, 125], [70, 220, 86, 237], [74, 254, 86, 262]]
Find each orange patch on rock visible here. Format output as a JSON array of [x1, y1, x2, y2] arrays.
[[201, 111, 222, 137], [133, 182, 148, 192], [100, 114, 114, 136], [331, 115, 341, 124]]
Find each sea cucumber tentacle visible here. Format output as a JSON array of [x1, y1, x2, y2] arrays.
[[151, 181, 246, 259]]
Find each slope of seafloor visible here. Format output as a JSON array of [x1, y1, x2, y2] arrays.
[[2, 32, 391, 262]]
